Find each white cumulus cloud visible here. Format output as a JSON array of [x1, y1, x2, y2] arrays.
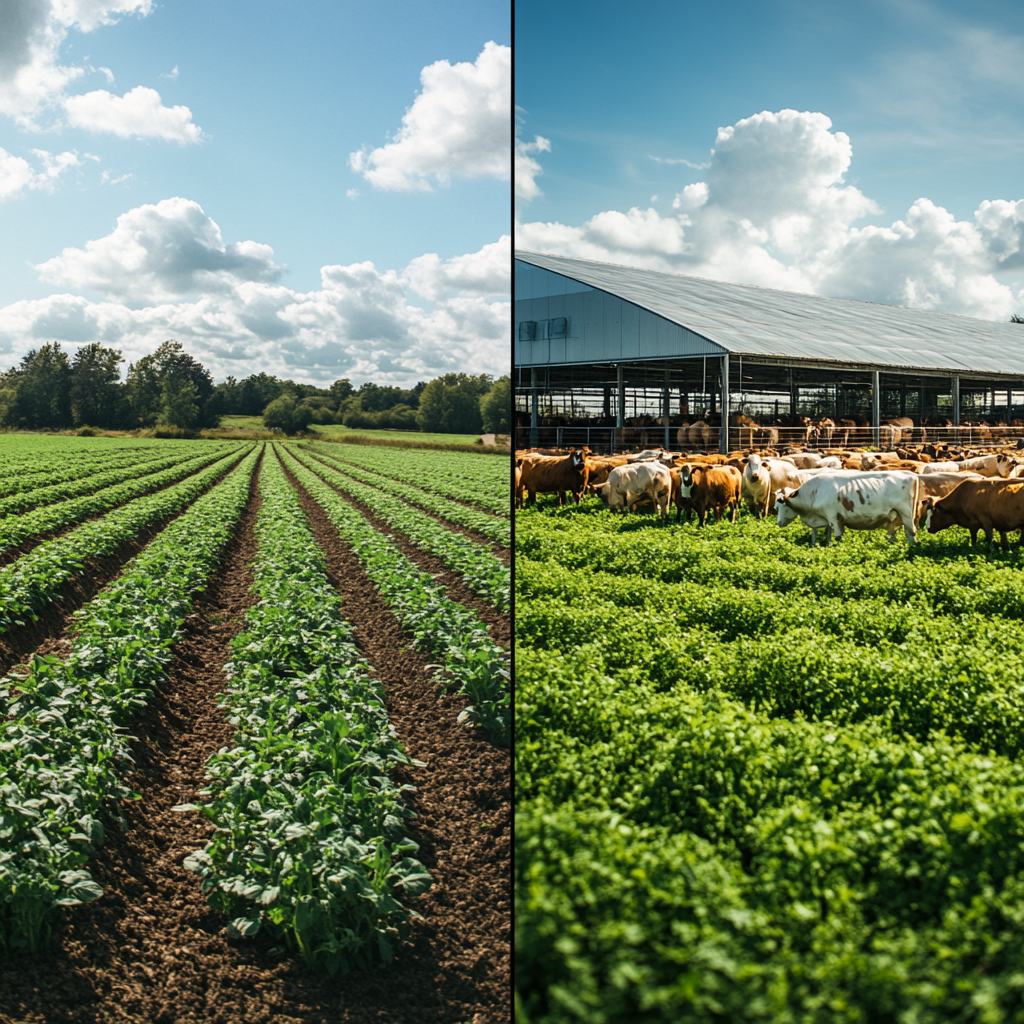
[[0, 145, 83, 200], [34, 197, 283, 303], [64, 85, 201, 142], [1, 197, 510, 384], [349, 40, 510, 191], [516, 107, 1024, 320], [0, 1, 199, 142]]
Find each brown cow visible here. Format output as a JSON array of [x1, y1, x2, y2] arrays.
[[922, 478, 1024, 546], [679, 464, 742, 526], [517, 450, 589, 508]]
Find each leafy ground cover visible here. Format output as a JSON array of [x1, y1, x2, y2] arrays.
[[0, 445, 189, 515], [0, 444, 237, 552], [304, 444, 510, 546], [0, 445, 248, 632], [177, 446, 431, 974], [0, 441, 166, 498], [0, 444, 260, 954], [282, 445, 510, 745], [517, 501, 1024, 1024], [314, 442, 509, 516], [296, 448, 508, 610]]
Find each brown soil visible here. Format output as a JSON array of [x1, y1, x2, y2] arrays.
[[0, 455, 245, 679], [306, 448, 509, 560], [0, 448, 510, 1024], [309, 448, 509, 533], [294, 452, 509, 649]]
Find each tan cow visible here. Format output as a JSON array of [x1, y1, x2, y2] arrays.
[[679, 464, 742, 525]]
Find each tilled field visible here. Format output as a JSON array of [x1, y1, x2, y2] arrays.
[[0, 436, 509, 1024]]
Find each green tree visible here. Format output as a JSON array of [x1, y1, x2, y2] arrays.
[[238, 372, 284, 415], [158, 374, 201, 430], [479, 375, 510, 434], [70, 343, 124, 428], [263, 393, 314, 433], [3, 343, 74, 429], [416, 373, 492, 434], [329, 378, 354, 406], [125, 340, 218, 428], [1011, 314, 1024, 324]]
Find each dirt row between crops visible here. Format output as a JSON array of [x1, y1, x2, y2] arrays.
[[0, 448, 509, 1024], [0, 453, 248, 680], [296, 452, 510, 649], [308, 447, 509, 530], [304, 448, 511, 563], [281, 451, 511, 1023]]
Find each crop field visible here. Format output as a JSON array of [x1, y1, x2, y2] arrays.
[[0, 435, 509, 1024], [516, 497, 1024, 1024]]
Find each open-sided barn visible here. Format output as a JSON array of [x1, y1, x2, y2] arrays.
[[515, 250, 1024, 452]]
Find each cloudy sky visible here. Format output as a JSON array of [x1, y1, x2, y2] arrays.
[[0, 0, 510, 385], [516, 0, 1024, 321]]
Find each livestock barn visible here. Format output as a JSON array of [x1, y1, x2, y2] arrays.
[[515, 250, 1024, 453]]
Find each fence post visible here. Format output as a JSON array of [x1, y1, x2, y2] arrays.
[[872, 369, 880, 448]]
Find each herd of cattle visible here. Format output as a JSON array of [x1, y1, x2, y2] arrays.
[[514, 445, 1024, 547]]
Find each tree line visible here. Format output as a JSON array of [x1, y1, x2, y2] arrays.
[[0, 341, 510, 435]]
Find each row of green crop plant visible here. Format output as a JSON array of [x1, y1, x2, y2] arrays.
[[0, 445, 260, 955], [0, 445, 250, 632], [313, 442, 508, 517], [516, 504, 1024, 619], [298, 449, 508, 611], [176, 447, 431, 974], [0, 442, 167, 497], [303, 445, 510, 547], [0, 445, 194, 516], [0, 447, 232, 544], [516, 642, 1024, 1024], [283, 446, 509, 745], [518, 510, 1024, 757]]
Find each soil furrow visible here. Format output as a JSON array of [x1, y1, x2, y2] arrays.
[[0, 457, 265, 1024], [0, 455, 248, 679], [293, 455, 509, 647], [303, 451, 510, 561], [282, 453, 511, 1024], [311, 447, 510, 520]]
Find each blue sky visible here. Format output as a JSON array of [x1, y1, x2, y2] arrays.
[[0, 0, 510, 384], [515, 0, 1023, 321]]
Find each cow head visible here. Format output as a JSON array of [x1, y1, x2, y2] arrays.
[[996, 454, 1013, 477], [774, 488, 799, 526], [570, 451, 585, 471], [920, 496, 953, 534], [592, 482, 611, 505]]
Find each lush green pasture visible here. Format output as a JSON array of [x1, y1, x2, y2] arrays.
[[516, 499, 1024, 1024]]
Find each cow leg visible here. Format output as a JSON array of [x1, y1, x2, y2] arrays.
[[1000, 530, 1010, 548], [900, 514, 917, 545], [969, 528, 979, 545], [714, 506, 723, 523]]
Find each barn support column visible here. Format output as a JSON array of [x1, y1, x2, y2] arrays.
[[952, 375, 960, 428], [530, 369, 538, 446], [789, 370, 798, 418], [602, 386, 611, 418], [616, 365, 625, 428], [663, 369, 671, 449], [871, 370, 880, 447], [721, 354, 730, 453]]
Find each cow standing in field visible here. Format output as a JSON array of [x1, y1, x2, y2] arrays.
[[680, 464, 742, 526], [593, 462, 672, 520], [741, 453, 774, 518], [517, 450, 589, 508], [922, 479, 1024, 547], [775, 470, 921, 545]]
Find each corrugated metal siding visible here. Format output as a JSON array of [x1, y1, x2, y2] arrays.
[[516, 251, 1024, 375]]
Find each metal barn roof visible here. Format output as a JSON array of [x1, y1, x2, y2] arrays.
[[515, 250, 1024, 376]]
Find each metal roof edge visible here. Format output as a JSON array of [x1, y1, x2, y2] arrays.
[[514, 250, 1020, 330], [515, 252, 730, 355]]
